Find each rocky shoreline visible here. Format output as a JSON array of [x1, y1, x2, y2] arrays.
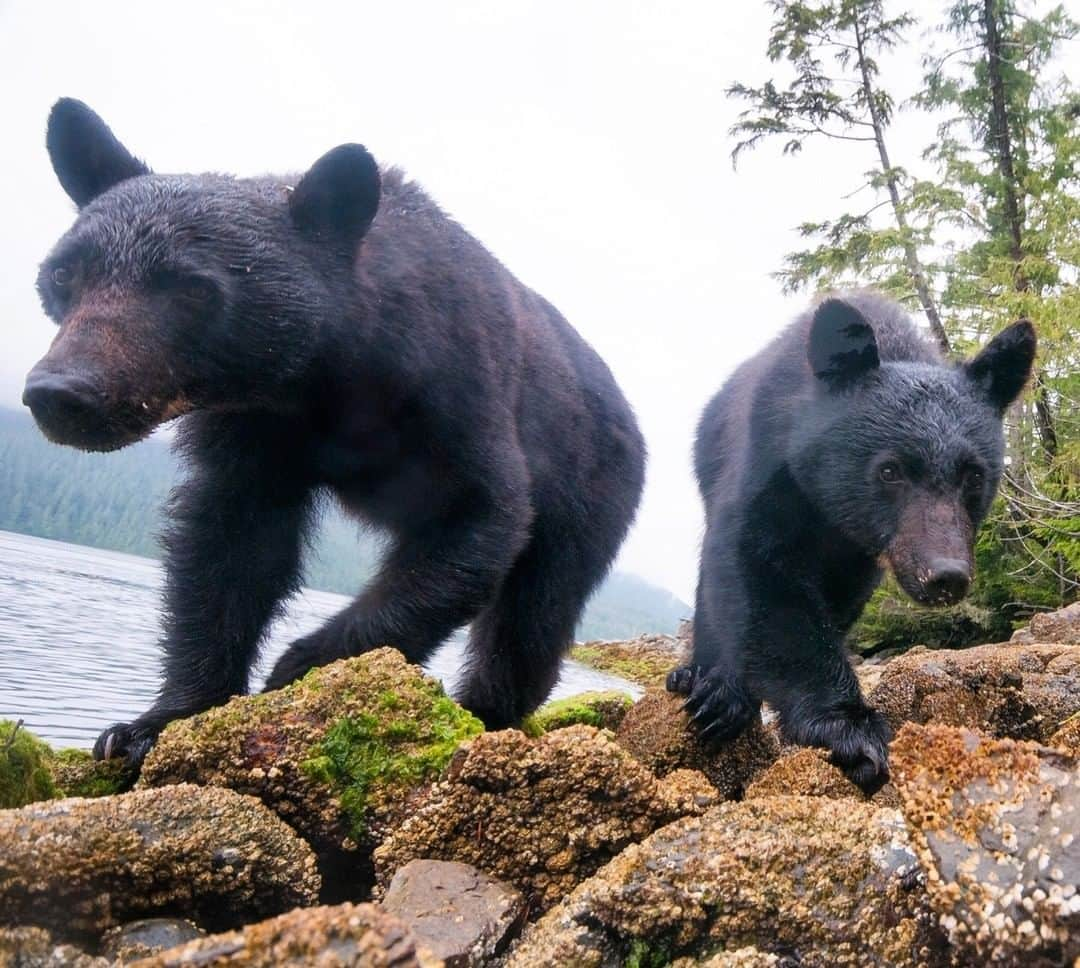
[[2, 613, 1079, 966]]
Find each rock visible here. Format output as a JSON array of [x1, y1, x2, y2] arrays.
[[373, 725, 710, 913], [139, 649, 484, 876], [49, 748, 131, 799], [569, 634, 689, 688], [0, 721, 56, 808], [0, 927, 106, 967], [868, 641, 1080, 742], [506, 796, 943, 967], [132, 903, 441, 967], [101, 920, 205, 963], [673, 950, 780, 967], [615, 690, 779, 798], [1012, 602, 1080, 644], [0, 784, 319, 939], [744, 747, 864, 801], [1049, 713, 1080, 754], [381, 859, 525, 966], [892, 723, 1080, 966], [521, 691, 634, 736]]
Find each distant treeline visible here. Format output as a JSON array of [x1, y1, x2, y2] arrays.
[[0, 408, 688, 640]]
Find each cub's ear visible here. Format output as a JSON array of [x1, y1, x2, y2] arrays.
[[964, 319, 1036, 413], [808, 297, 880, 391], [47, 98, 149, 207], [289, 144, 380, 242]]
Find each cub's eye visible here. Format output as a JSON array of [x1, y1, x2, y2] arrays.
[[965, 467, 985, 488], [879, 462, 904, 484], [51, 267, 73, 287]]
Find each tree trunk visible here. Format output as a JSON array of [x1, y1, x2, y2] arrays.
[[981, 0, 1058, 460], [853, 15, 950, 354]]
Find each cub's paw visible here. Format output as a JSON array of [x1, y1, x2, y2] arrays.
[[682, 669, 760, 745], [264, 638, 337, 692], [791, 704, 892, 796], [92, 720, 160, 769]]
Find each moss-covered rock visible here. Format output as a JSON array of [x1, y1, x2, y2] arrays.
[[615, 690, 779, 799], [892, 723, 1080, 966], [0, 720, 56, 808], [521, 691, 634, 736], [0, 784, 320, 940], [373, 725, 712, 913], [138, 649, 483, 873], [569, 634, 688, 688], [48, 747, 130, 798], [134, 903, 441, 967], [868, 641, 1080, 742], [505, 796, 945, 967]]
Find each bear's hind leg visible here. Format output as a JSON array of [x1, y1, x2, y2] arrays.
[[455, 519, 610, 728]]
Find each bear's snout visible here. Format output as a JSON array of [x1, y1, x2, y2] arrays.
[[23, 368, 107, 435], [922, 557, 971, 605]]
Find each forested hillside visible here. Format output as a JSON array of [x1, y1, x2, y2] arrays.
[[0, 408, 688, 639]]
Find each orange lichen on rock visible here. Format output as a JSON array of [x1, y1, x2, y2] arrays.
[[892, 723, 1079, 965]]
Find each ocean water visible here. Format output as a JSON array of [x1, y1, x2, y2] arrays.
[[0, 529, 639, 748]]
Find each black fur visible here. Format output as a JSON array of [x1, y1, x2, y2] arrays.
[[26, 99, 645, 767], [671, 291, 1035, 793]]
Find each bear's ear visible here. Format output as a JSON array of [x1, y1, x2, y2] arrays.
[[289, 144, 381, 242], [963, 319, 1036, 413], [47, 99, 149, 207], [808, 298, 880, 391]]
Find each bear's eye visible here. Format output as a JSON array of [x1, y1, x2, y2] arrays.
[[965, 467, 985, 489], [879, 462, 904, 484], [51, 266, 73, 287]]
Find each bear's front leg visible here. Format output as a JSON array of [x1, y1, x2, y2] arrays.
[[95, 414, 312, 768], [748, 603, 892, 794], [265, 475, 532, 692]]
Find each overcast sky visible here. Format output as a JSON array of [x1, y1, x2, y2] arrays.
[[2, 0, 1070, 601]]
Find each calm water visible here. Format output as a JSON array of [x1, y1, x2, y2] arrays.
[[0, 530, 638, 748]]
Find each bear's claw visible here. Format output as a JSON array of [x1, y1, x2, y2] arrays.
[[680, 668, 759, 746]]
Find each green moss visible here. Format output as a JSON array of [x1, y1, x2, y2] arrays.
[[0, 720, 57, 808], [624, 938, 672, 968], [301, 681, 483, 838], [521, 691, 634, 737], [49, 748, 130, 798], [569, 644, 673, 688]]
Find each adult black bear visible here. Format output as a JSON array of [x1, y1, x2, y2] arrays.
[[25, 99, 645, 767], [668, 291, 1035, 793]]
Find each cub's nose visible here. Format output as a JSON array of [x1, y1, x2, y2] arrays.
[[924, 558, 971, 605], [22, 371, 104, 425]]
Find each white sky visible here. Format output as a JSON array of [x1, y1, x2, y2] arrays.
[[2, 0, 1073, 601]]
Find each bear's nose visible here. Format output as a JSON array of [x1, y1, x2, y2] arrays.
[[924, 558, 971, 605], [23, 371, 105, 425]]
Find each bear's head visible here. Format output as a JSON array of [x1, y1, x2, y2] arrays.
[[793, 297, 1036, 607], [24, 98, 380, 451]]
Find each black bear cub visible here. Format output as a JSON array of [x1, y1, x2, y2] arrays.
[[26, 99, 645, 766], [669, 291, 1035, 793]]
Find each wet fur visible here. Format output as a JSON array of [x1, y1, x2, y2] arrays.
[[671, 291, 1035, 793], [30, 100, 645, 766]]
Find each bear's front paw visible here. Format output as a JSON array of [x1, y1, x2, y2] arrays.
[[264, 638, 338, 692], [791, 704, 892, 796], [93, 720, 160, 769], [682, 669, 759, 745]]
